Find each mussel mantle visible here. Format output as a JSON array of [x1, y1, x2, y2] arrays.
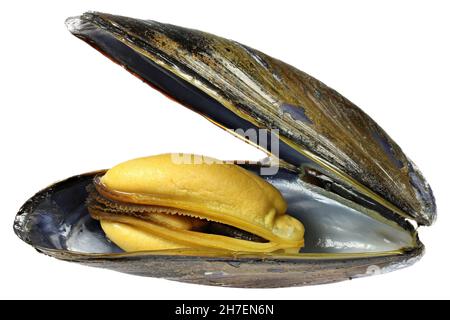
[[87, 154, 305, 254], [13, 12, 436, 288]]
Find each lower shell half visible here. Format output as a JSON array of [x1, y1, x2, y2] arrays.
[[14, 166, 424, 288]]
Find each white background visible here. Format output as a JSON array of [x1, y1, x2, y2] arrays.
[[1, 0, 449, 299]]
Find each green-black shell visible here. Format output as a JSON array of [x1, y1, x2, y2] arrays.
[[13, 12, 435, 288]]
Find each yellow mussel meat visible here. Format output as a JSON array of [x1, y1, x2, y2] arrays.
[[87, 153, 305, 253]]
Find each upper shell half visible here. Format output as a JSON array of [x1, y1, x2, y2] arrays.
[[66, 12, 435, 225]]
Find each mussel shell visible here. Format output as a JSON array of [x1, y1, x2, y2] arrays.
[[13, 12, 432, 287], [66, 12, 436, 225], [14, 170, 423, 288]]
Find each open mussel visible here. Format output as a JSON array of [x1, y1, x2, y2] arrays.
[[14, 12, 436, 288]]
